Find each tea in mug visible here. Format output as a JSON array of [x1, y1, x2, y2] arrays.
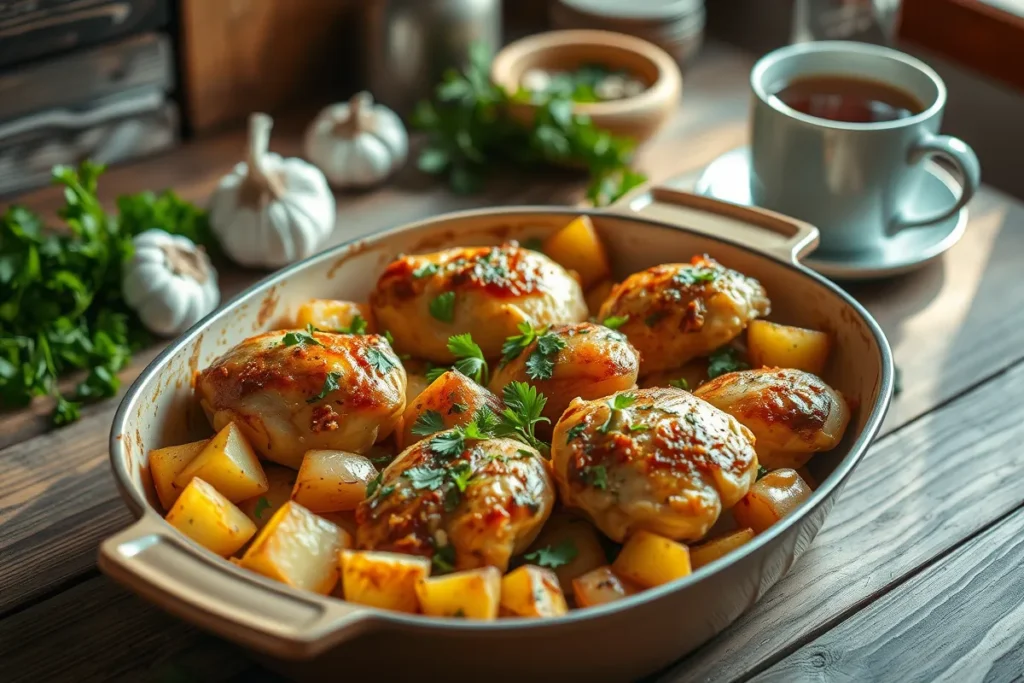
[[772, 74, 924, 123]]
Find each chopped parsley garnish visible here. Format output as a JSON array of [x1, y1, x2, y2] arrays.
[[581, 465, 608, 490], [412, 410, 445, 436], [627, 423, 650, 433], [448, 333, 489, 385], [501, 322, 566, 380], [521, 237, 544, 252], [429, 430, 467, 459], [450, 402, 468, 414], [597, 392, 636, 433], [366, 470, 384, 498], [501, 321, 541, 364], [675, 267, 718, 286], [366, 346, 398, 374], [601, 315, 629, 330], [524, 540, 579, 568], [306, 371, 341, 403], [282, 324, 323, 347], [405, 466, 446, 490], [425, 363, 449, 383], [432, 543, 456, 574], [566, 422, 587, 443], [429, 291, 456, 323], [669, 377, 689, 390], [707, 346, 749, 379], [253, 497, 270, 520], [370, 455, 394, 466], [337, 314, 368, 335], [449, 461, 474, 492], [493, 381, 549, 452], [756, 465, 769, 481], [452, 608, 467, 618], [412, 262, 440, 279]]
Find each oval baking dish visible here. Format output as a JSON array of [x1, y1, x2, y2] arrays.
[[100, 187, 892, 683]]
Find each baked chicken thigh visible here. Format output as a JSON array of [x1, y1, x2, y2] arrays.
[[597, 256, 770, 375], [371, 244, 588, 363], [551, 387, 758, 542], [196, 330, 406, 469]]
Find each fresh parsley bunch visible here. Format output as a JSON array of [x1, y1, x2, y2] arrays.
[[0, 162, 217, 425], [413, 43, 648, 206]]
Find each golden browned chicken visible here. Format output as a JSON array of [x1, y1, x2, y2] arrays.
[[693, 368, 850, 470], [397, 369, 503, 450], [489, 322, 640, 432], [356, 434, 554, 572], [370, 244, 588, 363], [550, 387, 758, 542], [597, 256, 770, 376], [196, 330, 406, 469]]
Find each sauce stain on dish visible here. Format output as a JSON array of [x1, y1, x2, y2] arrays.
[[256, 286, 279, 329]]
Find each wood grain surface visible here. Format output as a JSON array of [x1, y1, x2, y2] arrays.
[[2, 40, 1024, 682]]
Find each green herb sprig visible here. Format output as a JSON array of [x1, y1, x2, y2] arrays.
[[412, 43, 647, 206]]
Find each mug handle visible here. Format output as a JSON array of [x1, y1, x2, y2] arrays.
[[893, 133, 980, 230], [99, 512, 370, 659]]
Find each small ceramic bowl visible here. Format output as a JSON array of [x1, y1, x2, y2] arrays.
[[491, 29, 683, 143]]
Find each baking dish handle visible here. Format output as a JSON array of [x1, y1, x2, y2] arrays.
[[99, 513, 369, 659], [610, 185, 820, 264]]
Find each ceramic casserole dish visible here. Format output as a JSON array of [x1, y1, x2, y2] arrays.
[[100, 187, 893, 683]]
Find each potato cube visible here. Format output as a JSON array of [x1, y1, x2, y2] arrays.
[[398, 369, 501, 450], [175, 422, 269, 503], [585, 279, 615, 316], [733, 469, 813, 534], [150, 439, 210, 511], [747, 320, 831, 376], [572, 566, 640, 608], [340, 550, 431, 613], [543, 215, 611, 289], [296, 299, 376, 333], [500, 565, 569, 618], [238, 464, 296, 530], [165, 477, 256, 557], [612, 530, 692, 588], [690, 528, 755, 569], [524, 513, 607, 596], [415, 567, 502, 620], [291, 450, 378, 513], [238, 501, 351, 594]]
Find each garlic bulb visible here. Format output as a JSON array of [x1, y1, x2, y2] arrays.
[[304, 92, 408, 188], [122, 229, 219, 337], [210, 113, 335, 269]]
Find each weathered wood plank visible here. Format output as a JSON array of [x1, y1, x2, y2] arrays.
[[0, 574, 251, 683], [658, 360, 1024, 683], [751, 505, 1024, 683]]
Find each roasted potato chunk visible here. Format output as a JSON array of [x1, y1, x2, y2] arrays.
[[612, 530, 692, 588], [416, 567, 502, 620], [296, 299, 376, 333], [340, 550, 431, 613], [690, 528, 755, 569], [572, 566, 640, 608], [166, 477, 256, 557], [542, 215, 611, 289], [238, 464, 296, 530], [523, 512, 607, 596], [291, 450, 378, 513], [500, 565, 569, 618], [747, 320, 831, 375], [150, 438, 210, 511], [238, 501, 351, 594], [174, 422, 269, 503], [733, 469, 813, 533], [397, 369, 502, 450]]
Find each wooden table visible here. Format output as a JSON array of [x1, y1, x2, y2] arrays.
[[3, 41, 1024, 682]]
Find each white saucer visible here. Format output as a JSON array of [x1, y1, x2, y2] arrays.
[[694, 147, 969, 281]]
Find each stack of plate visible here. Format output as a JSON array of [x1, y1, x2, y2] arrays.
[[550, 0, 705, 68]]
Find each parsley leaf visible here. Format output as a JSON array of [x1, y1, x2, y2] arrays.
[[611, 392, 637, 410], [432, 542, 456, 574], [404, 466, 446, 490], [525, 330, 566, 381], [524, 539, 579, 568], [425, 363, 449, 383], [669, 377, 689, 390], [253, 497, 271, 520], [282, 324, 323, 347], [429, 430, 466, 459], [366, 470, 384, 498], [412, 409, 445, 436], [449, 461, 474, 492], [501, 321, 540, 365], [757, 465, 769, 481], [429, 291, 456, 323], [365, 346, 397, 374], [306, 371, 341, 403], [581, 464, 608, 490], [337, 314, 368, 335], [566, 422, 587, 443], [494, 381, 550, 452], [448, 333, 489, 385], [450, 402, 468, 414], [601, 315, 629, 330], [471, 406, 500, 435], [675, 267, 718, 286], [412, 263, 440, 279], [521, 237, 544, 252], [627, 423, 650, 433], [707, 346, 749, 379]]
